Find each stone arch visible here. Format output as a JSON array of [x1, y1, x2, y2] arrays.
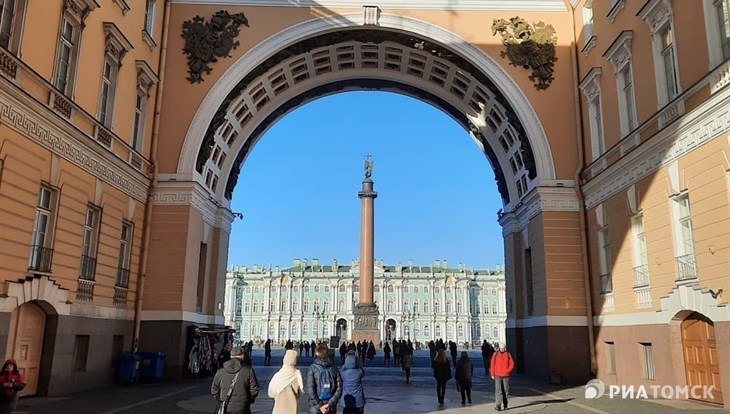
[[177, 13, 556, 211], [0, 276, 69, 315]]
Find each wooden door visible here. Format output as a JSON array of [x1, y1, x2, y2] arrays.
[[682, 313, 724, 405], [9, 302, 46, 396]]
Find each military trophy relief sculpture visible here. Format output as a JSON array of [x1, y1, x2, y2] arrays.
[[492, 17, 558, 90]]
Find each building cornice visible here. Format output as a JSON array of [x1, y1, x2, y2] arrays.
[[170, 0, 568, 11], [0, 81, 150, 201], [583, 86, 730, 209], [603, 30, 632, 74], [499, 186, 580, 235], [153, 180, 235, 230]]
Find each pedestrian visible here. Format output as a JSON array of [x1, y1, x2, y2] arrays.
[[432, 349, 451, 405], [393, 341, 400, 367], [306, 344, 343, 414], [366, 341, 375, 361], [265, 339, 272, 366], [311, 340, 317, 356], [339, 354, 365, 414], [299, 341, 305, 356], [268, 350, 304, 414], [211, 346, 260, 414], [0, 359, 25, 414], [481, 340, 494, 377], [383, 342, 391, 367], [449, 341, 458, 368], [401, 350, 412, 384], [455, 351, 473, 405], [285, 339, 294, 350], [339, 342, 347, 365], [305, 341, 311, 357], [218, 343, 233, 369], [490, 342, 515, 411]]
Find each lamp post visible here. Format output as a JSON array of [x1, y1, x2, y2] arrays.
[[313, 302, 325, 341], [403, 303, 419, 341]]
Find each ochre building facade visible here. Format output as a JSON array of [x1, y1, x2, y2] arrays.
[[0, 0, 727, 408]]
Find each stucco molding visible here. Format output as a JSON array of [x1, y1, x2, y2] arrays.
[[583, 87, 730, 209], [506, 315, 588, 328], [499, 185, 580, 235], [141, 310, 225, 325], [178, 13, 556, 201], [578, 67, 602, 101], [594, 285, 730, 326], [153, 180, 219, 226], [603, 30, 632, 74], [0, 86, 150, 201], [0, 276, 71, 315], [170, 0, 568, 11], [638, 0, 672, 35], [607, 0, 625, 23]]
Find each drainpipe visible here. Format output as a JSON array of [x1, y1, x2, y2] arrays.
[[569, 8, 597, 376], [133, 0, 172, 353]]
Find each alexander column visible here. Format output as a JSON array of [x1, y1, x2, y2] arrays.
[[352, 154, 380, 343]]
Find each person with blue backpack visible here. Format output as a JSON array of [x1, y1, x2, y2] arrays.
[[340, 353, 365, 414], [306, 344, 343, 413]]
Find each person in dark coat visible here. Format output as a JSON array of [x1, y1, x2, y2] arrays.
[[449, 341, 458, 368], [481, 340, 494, 377], [304, 341, 311, 357], [218, 343, 232, 369], [432, 350, 451, 405], [401, 350, 413, 384], [366, 341, 376, 361], [285, 340, 294, 350], [383, 342, 391, 366], [265, 339, 272, 366], [428, 341, 437, 368], [339, 342, 347, 365], [339, 354, 365, 414], [211, 347, 260, 414], [299, 341, 305, 356], [306, 344, 343, 414], [0, 359, 25, 414], [455, 351, 473, 405]]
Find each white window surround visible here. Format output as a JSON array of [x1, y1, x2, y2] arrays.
[[703, 0, 730, 67], [98, 23, 132, 129], [0, 0, 28, 54], [579, 67, 605, 162], [582, 1, 594, 43], [607, 0, 625, 22], [639, 0, 681, 107], [604, 31, 637, 137]]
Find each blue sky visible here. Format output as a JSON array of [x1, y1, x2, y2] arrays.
[[228, 91, 504, 270]]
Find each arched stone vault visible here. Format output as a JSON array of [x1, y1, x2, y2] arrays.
[[177, 13, 557, 213]]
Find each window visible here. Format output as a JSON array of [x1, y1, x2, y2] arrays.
[[446, 287, 451, 295], [424, 286, 429, 294], [79, 206, 101, 280], [323, 324, 329, 336], [435, 325, 441, 338], [423, 301, 429, 313], [492, 288, 497, 296], [144, 0, 155, 35], [387, 301, 393, 312], [281, 285, 288, 294], [424, 324, 430, 337], [323, 301, 328, 312], [434, 301, 440, 313], [98, 58, 118, 128], [303, 300, 310, 313], [716, 0, 730, 59], [279, 324, 286, 338], [304, 285, 310, 293], [252, 301, 258, 313], [292, 286, 298, 294], [598, 227, 612, 293], [660, 26, 679, 100], [388, 285, 394, 293], [29, 185, 58, 272], [291, 325, 298, 338], [404, 286, 409, 294], [303, 322, 309, 336], [115, 222, 133, 287], [280, 301, 286, 312], [579, 69, 604, 161], [606, 342, 616, 373], [457, 324, 464, 339], [244, 301, 250, 313], [632, 215, 650, 286], [492, 302, 498, 314], [254, 287, 260, 294], [446, 301, 452, 313], [414, 286, 419, 294], [456, 301, 462, 314], [324, 285, 329, 293], [493, 325, 499, 338], [292, 300, 298, 312], [673, 195, 697, 280], [339, 285, 346, 293], [583, 1, 594, 42], [269, 301, 275, 312], [353, 284, 359, 293], [373, 285, 380, 293], [314, 285, 320, 293], [435, 287, 440, 295], [74, 335, 90, 371], [269, 324, 275, 337], [0, 0, 26, 53], [619, 64, 637, 134], [338, 300, 344, 312], [54, 16, 78, 95], [641, 343, 655, 379]]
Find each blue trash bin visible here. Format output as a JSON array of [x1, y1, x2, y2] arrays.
[[137, 352, 165, 382], [117, 353, 141, 383]]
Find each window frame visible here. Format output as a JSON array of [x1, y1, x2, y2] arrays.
[[79, 204, 101, 281], [29, 184, 59, 272], [0, 0, 27, 54], [53, 13, 81, 96], [115, 220, 133, 287]]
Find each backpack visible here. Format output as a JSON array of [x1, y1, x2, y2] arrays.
[[312, 364, 336, 400]]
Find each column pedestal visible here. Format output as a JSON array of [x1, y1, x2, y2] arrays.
[[351, 303, 380, 343]]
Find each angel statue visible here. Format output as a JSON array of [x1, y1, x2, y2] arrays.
[[492, 17, 558, 90], [364, 154, 373, 179]]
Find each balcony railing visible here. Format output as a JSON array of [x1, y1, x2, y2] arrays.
[[676, 254, 698, 281], [79, 255, 97, 280], [600, 273, 613, 294], [633, 264, 650, 287], [113, 286, 128, 306], [28, 245, 53, 273], [76, 279, 95, 302], [116, 268, 130, 288]]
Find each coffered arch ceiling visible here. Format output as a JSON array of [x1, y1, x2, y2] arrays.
[[179, 15, 556, 212]]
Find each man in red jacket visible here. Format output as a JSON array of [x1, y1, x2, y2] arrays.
[[490, 342, 514, 411]]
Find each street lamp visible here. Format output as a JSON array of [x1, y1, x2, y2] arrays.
[[313, 302, 325, 341], [403, 303, 419, 341]]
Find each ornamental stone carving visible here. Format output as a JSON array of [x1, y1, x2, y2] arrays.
[[181, 10, 249, 83], [492, 17, 558, 90]]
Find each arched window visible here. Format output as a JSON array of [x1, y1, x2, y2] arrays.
[[323, 324, 329, 336], [446, 287, 452, 295], [492, 288, 498, 296], [292, 300, 298, 312], [280, 324, 286, 338], [243, 323, 249, 335], [492, 302, 498, 314], [424, 324, 431, 337], [303, 322, 309, 336], [475, 324, 481, 339], [457, 324, 464, 339], [323, 301, 329, 312], [424, 286, 429, 294], [291, 325, 298, 337], [280, 301, 287, 312], [413, 301, 419, 313], [423, 301, 429, 313], [303, 300, 310, 313], [314, 285, 320, 293], [354, 284, 360, 293], [435, 325, 442, 338], [304, 285, 310, 293], [456, 300, 462, 314], [388, 285, 394, 293], [434, 301, 440, 313], [414, 286, 419, 294], [374, 285, 380, 293], [244, 301, 251, 313], [245, 287, 251, 294], [254, 287, 259, 294], [324, 285, 330, 293], [293, 286, 299, 294], [270, 301, 275, 312], [339, 285, 346, 293], [446, 301, 452, 314], [404, 286, 409, 294], [387, 301, 394, 312], [314, 301, 320, 312], [253, 301, 258, 313], [269, 324, 275, 337], [281, 285, 288, 294], [338, 300, 345, 312], [484, 302, 490, 314], [404, 300, 409, 311], [493, 325, 499, 338], [485, 323, 491, 338]]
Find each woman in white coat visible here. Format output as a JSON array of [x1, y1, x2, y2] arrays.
[[268, 350, 304, 414]]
